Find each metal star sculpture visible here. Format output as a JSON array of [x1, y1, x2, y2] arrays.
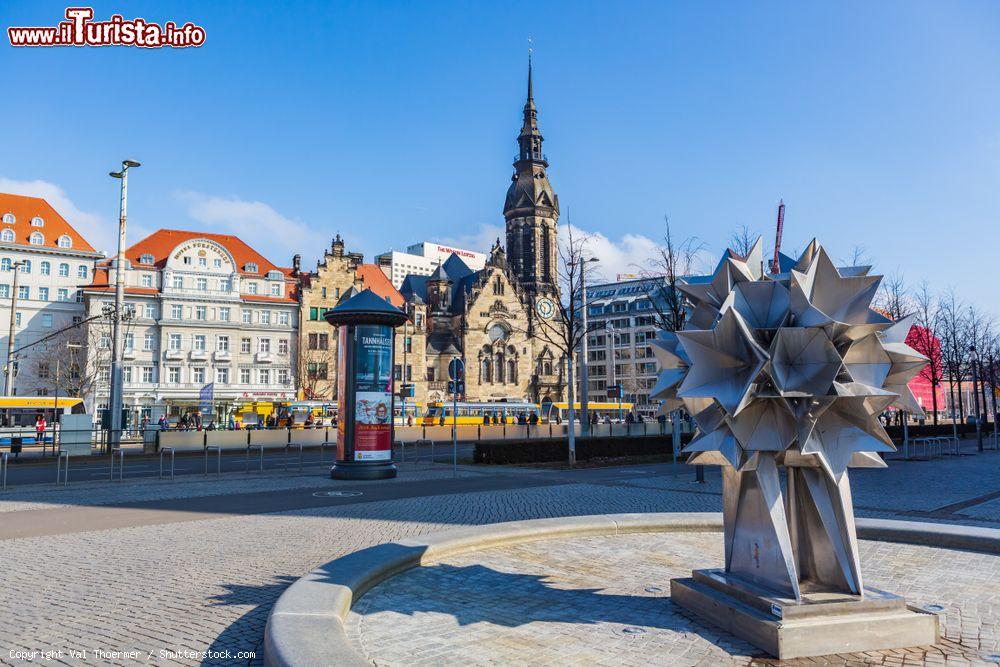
[[652, 239, 927, 600]]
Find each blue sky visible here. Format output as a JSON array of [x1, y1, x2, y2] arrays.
[[3, 1, 999, 313]]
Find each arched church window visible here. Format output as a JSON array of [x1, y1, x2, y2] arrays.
[[482, 359, 492, 384], [496, 353, 505, 383], [507, 360, 516, 384]]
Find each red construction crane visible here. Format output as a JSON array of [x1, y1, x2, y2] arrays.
[[771, 199, 785, 274]]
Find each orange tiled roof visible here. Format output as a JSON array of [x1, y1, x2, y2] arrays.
[[0, 192, 98, 253], [356, 263, 404, 307], [125, 229, 290, 277]]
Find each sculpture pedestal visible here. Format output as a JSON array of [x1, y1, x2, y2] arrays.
[[670, 569, 939, 659]]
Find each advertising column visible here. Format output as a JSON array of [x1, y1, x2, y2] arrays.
[[352, 325, 393, 462]]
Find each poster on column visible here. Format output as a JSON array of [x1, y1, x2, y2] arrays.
[[336, 325, 349, 461], [353, 324, 393, 461]]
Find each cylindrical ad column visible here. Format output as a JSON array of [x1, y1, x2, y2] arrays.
[[325, 289, 408, 480]]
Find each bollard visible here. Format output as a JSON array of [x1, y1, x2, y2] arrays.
[[205, 445, 222, 474], [159, 446, 176, 480], [1, 452, 7, 491], [695, 464, 705, 484], [57, 451, 69, 485], [110, 448, 124, 482]]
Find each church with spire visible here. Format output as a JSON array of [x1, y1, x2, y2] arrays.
[[391, 59, 568, 407]]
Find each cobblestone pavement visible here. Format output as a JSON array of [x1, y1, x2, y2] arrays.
[[348, 533, 1000, 666], [0, 450, 997, 666]]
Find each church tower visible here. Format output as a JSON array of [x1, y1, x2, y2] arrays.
[[504, 57, 559, 300]]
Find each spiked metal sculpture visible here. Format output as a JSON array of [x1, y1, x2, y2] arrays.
[[656, 239, 928, 601]]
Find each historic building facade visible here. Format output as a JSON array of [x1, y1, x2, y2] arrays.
[[0, 193, 103, 397], [392, 61, 567, 407], [82, 230, 299, 422], [296, 234, 403, 400]]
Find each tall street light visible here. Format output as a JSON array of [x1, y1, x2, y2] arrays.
[[970, 344, 984, 452], [108, 159, 140, 448], [577, 256, 599, 436], [4, 260, 26, 397]]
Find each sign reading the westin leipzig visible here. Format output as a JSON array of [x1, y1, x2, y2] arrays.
[[337, 324, 393, 462]]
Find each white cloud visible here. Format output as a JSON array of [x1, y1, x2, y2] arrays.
[[175, 191, 323, 264], [0, 177, 110, 254]]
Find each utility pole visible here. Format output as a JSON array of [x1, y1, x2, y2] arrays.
[[578, 256, 598, 435], [108, 159, 140, 449], [4, 260, 25, 397], [971, 344, 984, 452]]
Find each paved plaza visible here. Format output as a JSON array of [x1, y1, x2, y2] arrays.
[[0, 449, 997, 666], [347, 532, 999, 666]]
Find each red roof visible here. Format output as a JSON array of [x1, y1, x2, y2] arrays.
[[0, 193, 97, 253], [356, 264, 404, 307], [125, 229, 290, 277]]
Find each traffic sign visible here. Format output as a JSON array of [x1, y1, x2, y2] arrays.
[[448, 358, 464, 381]]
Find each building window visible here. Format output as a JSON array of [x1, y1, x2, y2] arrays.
[[183, 256, 192, 265], [57, 288, 68, 302], [404, 336, 412, 353], [244, 263, 258, 273], [172, 276, 183, 289], [196, 278, 208, 291], [20, 260, 30, 274], [0, 230, 13, 243], [28, 232, 43, 245], [139, 253, 154, 265], [0, 285, 7, 299], [307, 363, 328, 380], [167, 367, 181, 383], [41, 314, 53, 328], [140, 274, 152, 287], [240, 368, 251, 384], [277, 369, 290, 385], [214, 258, 222, 268], [76, 265, 88, 279], [278, 311, 289, 326], [192, 367, 205, 384], [260, 311, 271, 325], [58, 235, 72, 249], [31, 216, 44, 227], [144, 333, 155, 351], [258, 368, 270, 384], [219, 307, 231, 322], [427, 367, 436, 382], [40, 261, 50, 276], [170, 305, 183, 319], [270, 282, 281, 296], [38, 287, 49, 301], [258, 338, 271, 353], [142, 367, 154, 383], [246, 282, 258, 295], [1, 213, 13, 225], [308, 332, 329, 350], [0, 259, 9, 272], [193, 335, 206, 351], [309, 307, 319, 321], [56, 263, 67, 277], [122, 367, 132, 383], [220, 278, 231, 291], [124, 333, 134, 350], [217, 335, 230, 351], [242, 310, 251, 324], [198, 257, 207, 267], [195, 306, 207, 320], [169, 334, 182, 350], [144, 304, 156, 319], [240, 338, 251, 353], [216, 367, 229, 384], [17, 286, 28, 300], [38, 362, 50, 379], [278, 338, 288, 354]]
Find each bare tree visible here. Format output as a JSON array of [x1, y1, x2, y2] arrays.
[[875, 270, 911, 321], [39, 316, 114, 405], [296, 344, 336, 400], [840, 245, 871, 268], [640, 217, 707, 332], [909, 282, 944, 425], [729, 224, 756, 257], [937, 289, 968, 423], [964, 305, 994, 425]]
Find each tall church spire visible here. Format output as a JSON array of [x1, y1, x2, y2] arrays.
[[504, 55, 559, 299]]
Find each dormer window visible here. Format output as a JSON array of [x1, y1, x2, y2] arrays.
[[244, 262, 258, 273], [0, 229, 13, 243], [266, 270, 282, 280], [31, 217, 44, 227], [1, 213, 14, 225], [29, 232, 44, 246], [139, 253, 154, 265], [57, 235, 72, 248]]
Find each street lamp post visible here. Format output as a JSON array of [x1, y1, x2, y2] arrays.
[[4, 260, 25, 398], [108, 159, 140, 449], [970, 344, 984, 452], [577, 256, 599, 436]]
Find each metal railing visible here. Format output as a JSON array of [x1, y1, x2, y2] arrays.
[[159, 446, 176, 480]]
